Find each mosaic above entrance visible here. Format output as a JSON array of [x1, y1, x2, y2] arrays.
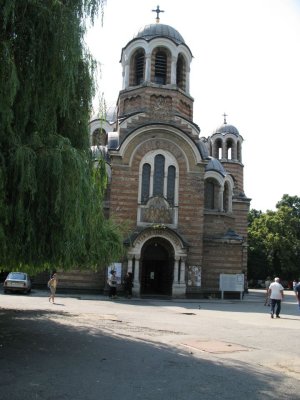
[[140, 196, 174, 224]]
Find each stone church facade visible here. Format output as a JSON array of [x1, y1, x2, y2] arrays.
[[89, 18, 250, 298]]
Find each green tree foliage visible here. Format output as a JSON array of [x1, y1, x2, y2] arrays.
[[0, 0, 124, 273], [276, 194, 300, 218], [248, 195, 300, 280]]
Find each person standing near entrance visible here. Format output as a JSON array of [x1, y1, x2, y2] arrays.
[[268, 277, 284, 318], [123, 272, 133, 298], [107, 270, 117, 299]]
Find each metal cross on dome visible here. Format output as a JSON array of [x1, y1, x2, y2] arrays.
[[152, 5, 164, 23], [223, 113, 228, 124]]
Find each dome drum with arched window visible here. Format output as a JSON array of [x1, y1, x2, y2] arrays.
[[209, 122, 243, 162], [121, 24, 193, 94]]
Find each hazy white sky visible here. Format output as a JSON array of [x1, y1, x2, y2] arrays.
[[86, 0, 300, 212]]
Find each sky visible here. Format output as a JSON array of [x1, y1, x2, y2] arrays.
[[85, 0, 300, 212]]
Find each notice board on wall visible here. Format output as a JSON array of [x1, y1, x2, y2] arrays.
[[219, 274, 244, 299]]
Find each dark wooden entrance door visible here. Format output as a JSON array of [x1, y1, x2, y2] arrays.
[[141, 242, 173, 295]]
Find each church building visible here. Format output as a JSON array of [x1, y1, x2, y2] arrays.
[[89, 8, 251, 298]]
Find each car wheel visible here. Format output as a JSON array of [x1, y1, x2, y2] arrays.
[[27, 289, 31, 294], [4, 290, 7, 294]]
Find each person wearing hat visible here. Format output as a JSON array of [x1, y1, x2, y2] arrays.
[[107, 270, 118, 299]]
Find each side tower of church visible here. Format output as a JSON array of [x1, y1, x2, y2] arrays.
[[90, 9, 250, 297]]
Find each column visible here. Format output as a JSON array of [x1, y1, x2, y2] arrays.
[[180, 257, 186, 284], [172, 256, 186, 297], [232, 142, 237, 161], [222, 141, 226, 160], [132, 256, 141, 296], [170, 56, 177, 85], [228, 191, 233, 213], [219, 186, 224, 212], [173, 257, 180, 284], [123, 61, 130, 89], [127, 255, 133, 273], [145, 53, 151, 82], [185, 66, 190, 94]]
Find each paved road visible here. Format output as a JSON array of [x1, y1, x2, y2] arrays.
[[0, 289, 299, 400]]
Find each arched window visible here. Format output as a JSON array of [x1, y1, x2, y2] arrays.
[[176, 54, 185, 90], [226, 139, 233, 160], [139, 152, 178, 206], [223, 182, 229, 212], [135, 50, 145, 85], [153, 154, 165, 196], [154, 51, 167, 84], [167, 165, 176, 205], [92, 128, 106, 146], [205, 180, 215, 209], [213, 139, 223, 159], [141, 163, 151, 204]]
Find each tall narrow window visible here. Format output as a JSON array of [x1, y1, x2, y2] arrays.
[[214, 139, 223, 159], [141, 163, 151, 204], [155, 51, 167, 84], [176, 54, 185, 90], [205, 180, 215, 209], [153, 154, 165, 196], [167, 166, 176, 205], [223, 182, 229, 212], [226, 139, 233, 160], [135, 51, 145, 85]]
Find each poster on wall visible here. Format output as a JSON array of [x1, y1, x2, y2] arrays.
[[107, 263, 122, 284], [219, 274, 244, 291], [187, 265, 201, 287]]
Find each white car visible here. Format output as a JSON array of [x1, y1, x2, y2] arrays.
[[3, 272, 32, 294]]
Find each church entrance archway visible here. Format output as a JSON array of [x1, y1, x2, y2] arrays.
[[140, 238, 174, 296]]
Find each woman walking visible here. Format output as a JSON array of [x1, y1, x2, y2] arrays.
[[48, 273, 58, 303]]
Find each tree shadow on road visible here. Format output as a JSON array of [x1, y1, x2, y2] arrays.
[[0, 308, 299, 400]]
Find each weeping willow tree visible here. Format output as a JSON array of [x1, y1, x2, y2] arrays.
[[0, 0, 124, 273]]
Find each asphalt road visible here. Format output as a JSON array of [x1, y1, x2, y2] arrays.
[[0, 289, 300, 400]]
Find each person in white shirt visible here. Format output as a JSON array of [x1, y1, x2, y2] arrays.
[[293, 280, 297, 292], [268, 277, 284, 318]]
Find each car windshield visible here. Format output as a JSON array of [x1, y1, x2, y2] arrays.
[[8, 272, 26, 280]]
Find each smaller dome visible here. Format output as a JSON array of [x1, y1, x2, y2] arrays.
[[107, 132, 119, 150], [213, 123, 240, 136], [205, 157, 226, 176], [134, 23, 185, 45], [196, 140, 209, 160]]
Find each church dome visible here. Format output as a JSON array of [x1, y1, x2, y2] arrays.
[[205, 157, 226, 176], [134, 24, 185, 45], [213, 123, 240, 136]]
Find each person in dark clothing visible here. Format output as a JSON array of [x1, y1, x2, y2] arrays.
[[295, 280, 300, 311], [123, 272, 133, 298]]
